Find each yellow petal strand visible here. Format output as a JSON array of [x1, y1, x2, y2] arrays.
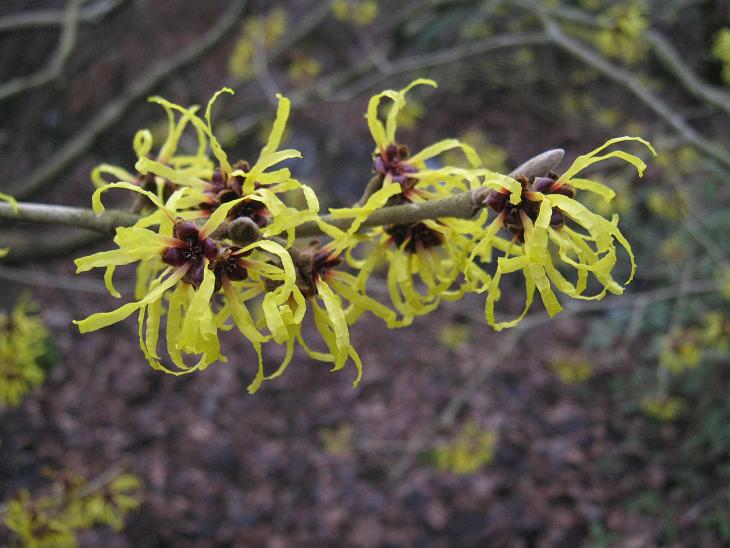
[[223, 281, 265, 343], [144, 290, 164, 361], [561, 136, 656, 181], [104, 265, 120, 298], [74, 243, 163, 274], [409, 138, 481, 167], [385, 78, 437, 143], [133, 129, 153, 158], [316, 279, 350, 351], [260, 93, 290, 157], [135, 157, 207, 189], [330, 276, 397, 328], [329, 182, 402, 233], [0, 192, 18, 213], [262, 292, 287, 343], [204, 87, 234, 175], [366, 89, 400, 149], [569, 177, 616, 202], [199, 196, 247, 239], [178, 265, 217, 353], [296, 329, 334, 362], [166, 283, 188, 368], [91, 182, 171, 217], [483, 172, 523, 204], [74, 266, 186, 333], [91, 164, 137, 188]]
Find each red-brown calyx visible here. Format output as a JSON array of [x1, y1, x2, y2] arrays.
[[385, 222, 443, 253], [161, 220, 219, 287], [374, 143, 419, 191], [201, 161, 271, 227], [485, 173, 576, 241]]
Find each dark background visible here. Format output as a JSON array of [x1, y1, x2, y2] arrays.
[[2, 0, 730, 546]]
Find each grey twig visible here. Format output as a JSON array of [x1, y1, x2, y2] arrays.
[[230, 31, 551, 137], [0, 203, 139, 233], [0, 149, 565, 243], [0, 0, 124, 34], [646, 30, 730, 118], [10, 0, 249, 200], [0, 0, 84, 103], [532, 6, 730, 169], [355, 174, 384, 207]]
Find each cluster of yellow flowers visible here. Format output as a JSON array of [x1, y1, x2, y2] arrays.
[[4, 471, 141, 546], [75, 79, 655, 392], [433, 422, 498, 474], [712, 27, 730, 86], [659, 312, 730, 374], [0, 298, 48, 407], [331, 0, 379, 26]]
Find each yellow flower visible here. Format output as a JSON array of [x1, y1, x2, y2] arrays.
[[246, 224, 396, 393], [434, 422, 498, 474], [330, 79, 487, 319], [641, 395, 684, 422], [4, 471, 141, 546], [0, 297, 48, 407], [470, 137, 656, 328], [74, 185, 295, 376], [91, 95, 213, 197]]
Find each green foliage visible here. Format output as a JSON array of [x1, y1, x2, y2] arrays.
[[432, 422, 498, 474], [0, 298, 49, 408], [550, 353, 593, 384], [331, 0, 378, 26], [3, 471, 142, 547], [712, 28, 730, 86], [228, 8, 288, 81]]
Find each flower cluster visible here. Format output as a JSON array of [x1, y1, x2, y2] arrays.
[[75, 80, 655, 392], [3, 470, 141, 546], [433, 421, 498, 474], [0, 297, 48, 407]]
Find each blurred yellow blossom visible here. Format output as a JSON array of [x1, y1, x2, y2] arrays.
[[228, 8, 288, 81], [320, 423, 354, 456], [4, 471, 141, 546], [712, 28, 730, 85], [550, 354, 593, 384], [0, 297, 48, 408], [641, 395, 684, 421], [434, 422, 498, 474], [439, 322, 472, 350], [332, 0, 378, 25]]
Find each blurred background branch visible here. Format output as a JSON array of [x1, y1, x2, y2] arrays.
[[2, 0, 730, 545]]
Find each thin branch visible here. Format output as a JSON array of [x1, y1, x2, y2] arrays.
[[0, 0, 84, 103], [531, 5, 730, 170], [0, 232, 104, 265], [0, 203, 138, 233], [0, 149, 565, 242], [0, 264, 121, 294], [355, 174, 385, 207], [230, 31, 551, 137], [549, 6, 730, 119], [10, 0, 249, 200], [646, 30, 730, 118], [0, 0, 124, 34]]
